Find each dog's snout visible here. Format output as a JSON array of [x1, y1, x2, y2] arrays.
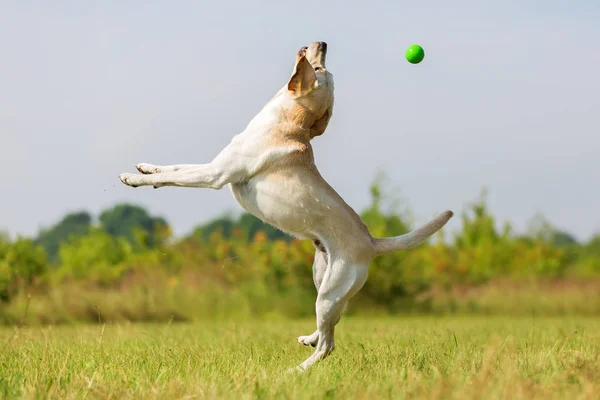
[[300, 41, 329, 69]]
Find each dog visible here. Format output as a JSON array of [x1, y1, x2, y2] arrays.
[[119, 42, 453, 371]]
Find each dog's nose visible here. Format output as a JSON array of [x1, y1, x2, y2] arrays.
[[318, 42, 327, 52]]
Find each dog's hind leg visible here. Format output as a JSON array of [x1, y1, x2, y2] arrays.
[[295, 258, 369, 371], [297, 241, 328, 347], [312, 240, 328, 290]]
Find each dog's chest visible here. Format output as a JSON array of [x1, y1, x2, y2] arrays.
[[229, 181, 256, 214], [229, 172, 319, 239], [229, 178, 284, 227]]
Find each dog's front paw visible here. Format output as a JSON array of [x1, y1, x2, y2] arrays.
[[136, 163, 161, 174], [297, 332, 318, 347], [119, 173, 143, 188]]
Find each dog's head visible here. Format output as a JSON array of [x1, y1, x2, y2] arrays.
[[286, 42, 334, 121]]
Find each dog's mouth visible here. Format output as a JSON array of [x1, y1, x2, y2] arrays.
[[300, 42, 327, 71]]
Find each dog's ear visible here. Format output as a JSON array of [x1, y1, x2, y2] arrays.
[[287, 55, 316, 96]]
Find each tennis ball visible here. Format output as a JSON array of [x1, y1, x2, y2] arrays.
[[406, 44, 425, 64]]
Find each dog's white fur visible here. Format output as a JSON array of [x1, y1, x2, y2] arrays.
[[119, 42, 453, 371]]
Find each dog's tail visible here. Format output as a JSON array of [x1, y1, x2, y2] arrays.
[[372, 210, 453, 255]]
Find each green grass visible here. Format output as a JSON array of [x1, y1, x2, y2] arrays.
[[1, 317, 599, 399]]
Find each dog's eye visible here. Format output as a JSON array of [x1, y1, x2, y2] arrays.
[[314, 67, 322, 71]]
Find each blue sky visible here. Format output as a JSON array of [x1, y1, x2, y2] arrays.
[[1, 1, 599, 240]]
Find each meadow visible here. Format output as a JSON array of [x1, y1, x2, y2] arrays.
[[2, 316, 599, 399], [2, 183, 600, 399]]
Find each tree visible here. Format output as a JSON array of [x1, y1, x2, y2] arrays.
[[587, 234, 600, 253], [99, 204, 168, 248], [360, 174, 410, 238], [37, 211, 92, 262], [454, 189, 502, 249], [190, 214, 236, 241], [238, 213, 289, 241], [551, 231, 578, 247], [527, 213, 578, 247], [358, 176, 415, 308], [191, 212, 289, 242], [0, 230, 9, 244]]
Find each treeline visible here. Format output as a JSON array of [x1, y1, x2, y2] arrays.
[[1, 180, 599, 324]]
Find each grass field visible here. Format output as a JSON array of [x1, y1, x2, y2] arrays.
[[1, 317, 599, 399]]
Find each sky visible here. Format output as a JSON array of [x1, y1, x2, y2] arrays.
[[1, 1, 599, 241]]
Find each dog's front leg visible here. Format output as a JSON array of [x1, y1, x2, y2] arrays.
[[119, 142, 255, 189], [119, 163, 234, 189], [136, 163, 201, 174]]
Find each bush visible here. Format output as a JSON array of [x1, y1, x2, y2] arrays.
[[1, 178, 599, 323], [0, 237, 47, 301]]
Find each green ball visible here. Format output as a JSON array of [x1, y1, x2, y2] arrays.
[[406, 44, 425, 64]]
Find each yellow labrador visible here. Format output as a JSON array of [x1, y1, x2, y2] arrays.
[[119, 42, 453, 371]]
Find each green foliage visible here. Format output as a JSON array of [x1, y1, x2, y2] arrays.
[[585, 234, 600, 258], [99, 204, 168, 248], [238, 213, 289, 241], [1, 176, 600, 322], [572, 234, 600, 275], [57, 228, 132, 282], [359, 178, 413, 310], [0, 230, 9, 244], [360, 175, 410, 238], [36, 211, 91, 261], [191, 212, 289, 242], [191, 213, 236, 240], [0, 237, 46, 301]]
